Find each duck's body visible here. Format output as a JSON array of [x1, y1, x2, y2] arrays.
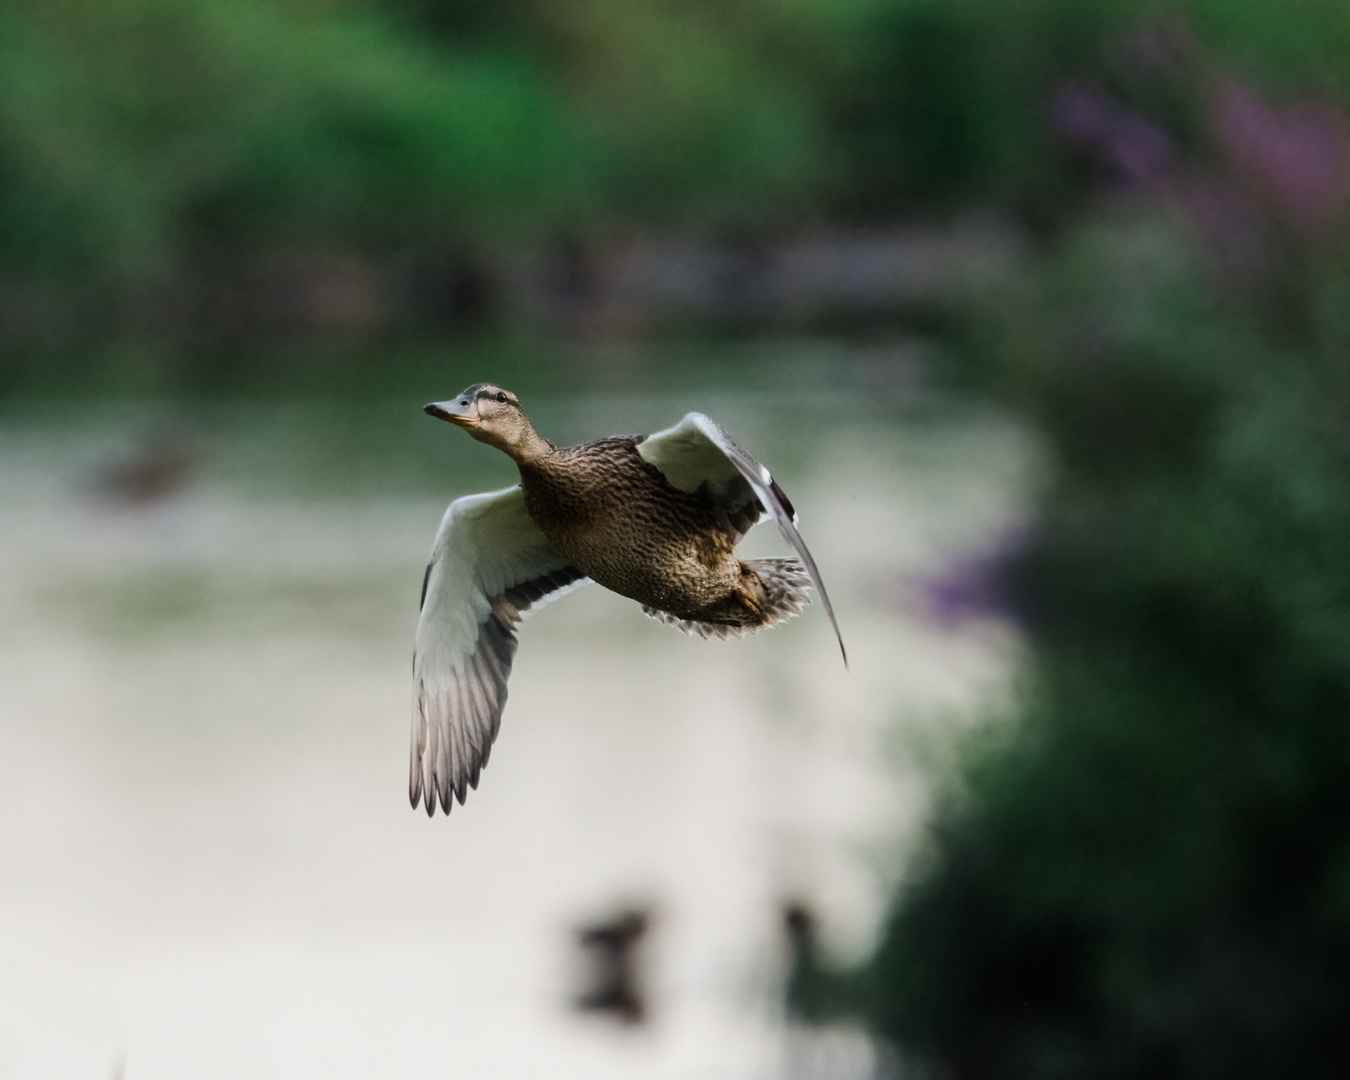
[[519, 436, 761, 626], [410, 383, 844, 817]]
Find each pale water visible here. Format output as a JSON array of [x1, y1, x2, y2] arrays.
[[0, 392, 1026, 1079]]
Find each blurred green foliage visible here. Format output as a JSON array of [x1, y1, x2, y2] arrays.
[[6, 0, 1350, 289], [0, 0, 829, 285]]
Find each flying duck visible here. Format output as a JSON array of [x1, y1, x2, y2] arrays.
[[411, 383, 845, 816]]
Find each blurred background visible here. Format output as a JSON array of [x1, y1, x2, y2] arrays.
[[3, 0, 1350, 1077]]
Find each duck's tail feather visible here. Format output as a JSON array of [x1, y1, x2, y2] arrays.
[[745, 556, 813, 627], [641, 606, 752, 639], [641, 557, 812, 639]]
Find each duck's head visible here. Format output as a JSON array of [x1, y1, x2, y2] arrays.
[[425, 384, 546, 461]]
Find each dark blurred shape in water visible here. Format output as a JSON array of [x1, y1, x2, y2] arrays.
[[571, 906, 652, 1026], [784, 902, 837, 1025], [96, 437, 193, 506]]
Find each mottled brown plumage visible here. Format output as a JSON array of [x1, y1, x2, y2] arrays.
[[519, 436, 766, 627]]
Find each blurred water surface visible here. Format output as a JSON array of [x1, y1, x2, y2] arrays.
[[0, 384, 1025, 1079]]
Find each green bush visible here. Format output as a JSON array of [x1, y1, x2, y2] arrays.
[[843, 197, 1350, 1075]]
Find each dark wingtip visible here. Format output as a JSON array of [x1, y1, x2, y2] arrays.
[[769, 478, 796, 522]]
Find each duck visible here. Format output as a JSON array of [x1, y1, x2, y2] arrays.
[[410, 383, 845, 816]]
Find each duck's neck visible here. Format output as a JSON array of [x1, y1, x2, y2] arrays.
[[504, 425, 554, 466]]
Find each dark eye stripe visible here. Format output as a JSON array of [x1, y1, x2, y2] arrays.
[[473, 387, 518, 407]]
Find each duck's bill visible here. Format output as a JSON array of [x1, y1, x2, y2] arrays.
[[424, 400, 480, 428]]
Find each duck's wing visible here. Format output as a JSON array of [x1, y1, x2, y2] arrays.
[[637, 412, 846, 665], [412, 485, 586, 816]]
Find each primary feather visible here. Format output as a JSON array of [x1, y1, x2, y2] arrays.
[[411, 486, 585, 815]]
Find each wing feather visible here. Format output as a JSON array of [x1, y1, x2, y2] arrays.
[[638, 413, 847, 665], [412, 485, 587, 816]]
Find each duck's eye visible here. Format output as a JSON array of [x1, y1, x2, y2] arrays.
[[496, 392, 508, 403]]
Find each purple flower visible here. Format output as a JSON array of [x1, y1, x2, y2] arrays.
[[1211, 79, 1350, 229], [911, 530, 1028, 629], [1050, 82, 1175, 189]]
